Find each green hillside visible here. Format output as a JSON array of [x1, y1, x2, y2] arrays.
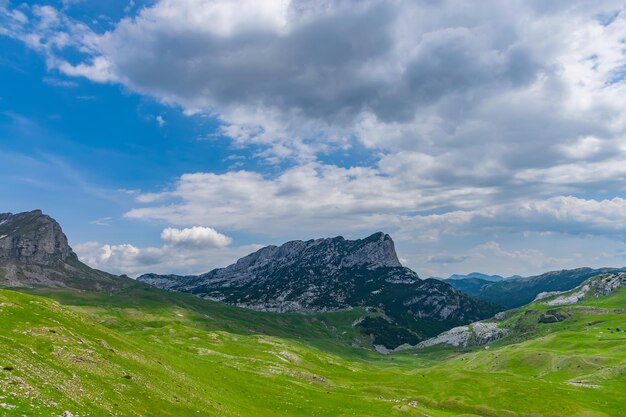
[[1, 282, 625, 416], [447, 267, 624, 309]]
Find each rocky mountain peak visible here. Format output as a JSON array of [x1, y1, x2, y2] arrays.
[[341, 232, 400, 269], [205, 232, 402, 283], [0, 209, 132, 290], [0, 210, 77, 266]]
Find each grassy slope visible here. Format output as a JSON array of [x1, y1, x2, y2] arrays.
[[0, 284, 625, 416]]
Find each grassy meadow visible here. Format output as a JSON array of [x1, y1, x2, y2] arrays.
[[0, 284, 625, 416]]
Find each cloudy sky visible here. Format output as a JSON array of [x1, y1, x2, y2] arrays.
[[1, 0, 626, 278]]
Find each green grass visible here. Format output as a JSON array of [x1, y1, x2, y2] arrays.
[[1, 284, 626, 416]]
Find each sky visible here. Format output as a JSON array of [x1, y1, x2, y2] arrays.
[[1, 0, 626, 279]]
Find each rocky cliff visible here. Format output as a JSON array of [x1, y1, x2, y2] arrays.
[[0, 210, 130, 290], [0, 210, 77, 265]]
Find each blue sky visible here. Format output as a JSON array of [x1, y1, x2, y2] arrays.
[[1, 0, 626, 278]]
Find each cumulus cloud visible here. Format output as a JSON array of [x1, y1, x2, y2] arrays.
[[125, 162, 495, 235], [399, 196, 626, 242], [161, 226, 232, 248], [3, 1, 626, 200], [125, 162, 626, 241], [74, 226, 249, 276], [3, 1, 626, 176], [427, 254, 468, 264]]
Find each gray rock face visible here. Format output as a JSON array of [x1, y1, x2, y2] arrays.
[[409, 321, 508, 349], [0, 210, 130, 290], [140, 232, 405, 307], [205, 231, 402, 287], [0, 210, 76, 266]]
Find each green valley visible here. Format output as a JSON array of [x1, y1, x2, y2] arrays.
[[1, 282, 625, 417]]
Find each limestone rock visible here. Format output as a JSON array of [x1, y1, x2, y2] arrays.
[[0, 210, 76, 265], [545, 273, 626, 306], [412, 321, 508, 349], [0, 210, 131, 290]]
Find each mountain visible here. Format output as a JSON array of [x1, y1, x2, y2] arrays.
[[445, 267, 625, 309], [441, 277, 492, 294], [446, 272, 506, 282], [0, 210, 131, 290], [139, 232, 499, 348]]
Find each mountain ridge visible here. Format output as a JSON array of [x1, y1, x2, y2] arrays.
[[446, 272, 507, 282], [0, 209, 77, 265], [139, 232, 499, 347]]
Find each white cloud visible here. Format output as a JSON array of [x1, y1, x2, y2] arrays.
[[557, 136, 607, 160], [42, 76, 78, 87], [125, 165, 626, 241], [89, 217, 113, 226], [57, 56, 115, 83], [417, 240, 578, 278], [124, 162, 496, 236], [3, 2, 626, 189], [427, 254, 468, 264], [399, 196, 626, 241], [75, 226, 248, 276], [161, 226, 231, 248], [469, 241, 573, 270]]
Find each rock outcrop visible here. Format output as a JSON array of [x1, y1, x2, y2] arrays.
[[544, 272, 626, 306], [408, 322, 508, 349], [0, 210, 131, 290], [0, 210, 76, 265], [538, 310, 570, 323]]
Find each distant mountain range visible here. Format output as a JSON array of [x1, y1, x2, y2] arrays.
[[444, 272, 505, 282], [434, 272, 525, 282], [443, 267, 626, 309], [139, 232, 499, 348]]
